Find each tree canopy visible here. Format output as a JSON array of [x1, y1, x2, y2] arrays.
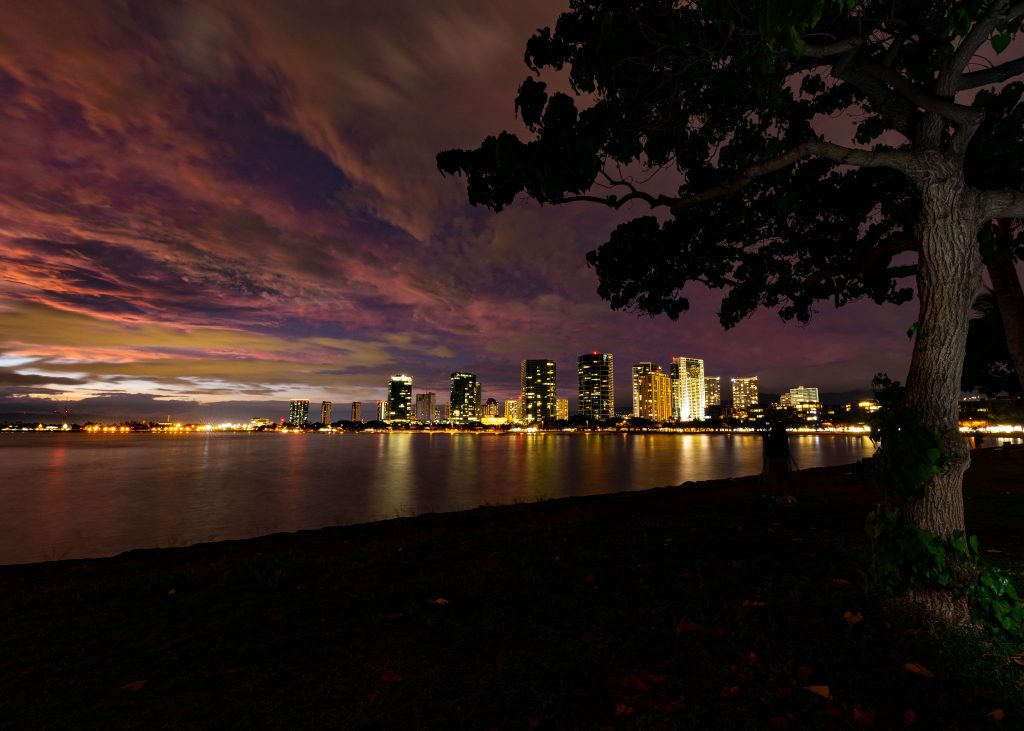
[[438, 0, 1024, 329]]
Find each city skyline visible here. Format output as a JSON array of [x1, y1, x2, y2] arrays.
[[0, 1, 924, 426]]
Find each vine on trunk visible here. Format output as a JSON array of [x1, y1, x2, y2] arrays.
[[866, 375, 1024, 636]]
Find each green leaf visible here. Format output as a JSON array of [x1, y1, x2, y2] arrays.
[[992, 34, 1011, 55]]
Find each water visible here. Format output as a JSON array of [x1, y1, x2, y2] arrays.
[[0, 432, 876, 565]]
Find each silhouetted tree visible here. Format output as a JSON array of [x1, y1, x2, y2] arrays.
[[963, 291, 1022, 395], [440, 0, 1024, 619]]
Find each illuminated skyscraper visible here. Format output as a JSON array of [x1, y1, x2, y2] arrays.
[[375, 400, 388, 421], [783, 385, 819, 406], [450, 372, 480, 423], [577, 352, 615, 420], [556, 398, 569, 421], [320, 401, 332, 425], [351, 402, 362, 422], [732, 376, 760, 413], [483, 398, 499, 417], [632, 362, 658, 416], [504, 399, 521, 423], [415, 392, 436, 423], [637, 371, 673, 421], [705, 376, 722, 407], [670, 357, 706, 421], [288, 399, 309, 427], [521, 359, 557, 425], [387, 375, 413, 422]]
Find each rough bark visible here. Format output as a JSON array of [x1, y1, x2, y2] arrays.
[[986, 252, 1024, 395], [901, 167, 984, 623]]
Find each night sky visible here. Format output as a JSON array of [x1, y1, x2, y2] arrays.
[[0, 1, 921, 423]]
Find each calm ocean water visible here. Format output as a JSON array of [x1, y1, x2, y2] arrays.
[[0, 432, 877, 565]]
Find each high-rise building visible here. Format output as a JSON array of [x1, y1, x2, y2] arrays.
[[288, 399, 309, 427], [632, 363, 659, 416], [415, 392, 436, 422], [450, 372, 480, 423], [521, 359, 557, 425], [320, 401, 332, 425], [705, 376, 722, 407], [439, 402, 451, 421], [732, 376, 760, 413], [483, 398, 499, 417], [351, 401, 362, 422], [637, 371, 673, 421], [504, 399, 520, 423], [375, 400, 388, 421], [577, 352, 615, 420], [387, 374, 413, 422], [781, 385, 820, 406], [670, 357, 706, 421], [556, 398, 569, 421]]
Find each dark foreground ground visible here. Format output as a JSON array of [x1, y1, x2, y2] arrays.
[[2, 447, 1023, 730]]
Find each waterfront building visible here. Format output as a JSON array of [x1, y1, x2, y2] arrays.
[[521, 359, 557, 425], [780, 385, 821, 423], [577, 352, 615, 420], [670, 357, 706, 421], [320, 401, 332, 425], [248, 417, 272, 429], [415, 392, 436, 423], [504, 399, 520, 423], [631, 363, 659, 416], [351, 401, 361, 422], [556, 398, 569, 421], [450, 372, 480, 423], [387, 375, 413, 422], [440, 402, 451, 421], [732, 376, 760, 413], [637, 371, 673, 421], [288, 399, 309, 427], [705, 376, 722, 408], [781, 385, 820, 406], [483, 398, 500, 417], [375, 400, 388, 421]]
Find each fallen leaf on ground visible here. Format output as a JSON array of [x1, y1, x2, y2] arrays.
[[844, 611, 864, 626], [624, 675, 651, 692], [674, 618, 704, 634], [428, 598, 449, 606], [829, 578, 850, 586], [387, 612, 402, 621], [614, 702, 634, 717], [741, 599, 767, 607], [584, 574, 596, 583], [853, 704, 877, 725], [1009, 653, 1024, 667], [904, 710, 918, 725], [746, 651, 758, 664], [643, 672, 668, 683], [120, 680, 146, 692], [797, 665, 813, 682], [802, 685, 832, 700], [767, 717, 791, 729], [380, 670, 403, 682], [720, 685, 740, 698], [985, 709, 1005, 722], [903, 662, 934, 678], [653, 699, 685, 712]]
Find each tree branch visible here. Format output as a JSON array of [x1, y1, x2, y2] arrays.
[[958, 55, 1024, 89], [802, 37, 864, 58], [981, 189, 1024, 218], [862, 63, 984, 126], [941, 0, 1024, 95], [668, 141, 914, 212], [836, 67, 916, 138]]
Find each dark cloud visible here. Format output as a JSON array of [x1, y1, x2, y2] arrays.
[[0, 1, 929, 417]]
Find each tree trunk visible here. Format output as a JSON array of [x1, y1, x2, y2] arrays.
[[902, 170, 983, 624], [986, 250, 1024, 396]]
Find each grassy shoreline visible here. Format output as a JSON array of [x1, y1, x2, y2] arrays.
[[2, 447, 1022, 729]]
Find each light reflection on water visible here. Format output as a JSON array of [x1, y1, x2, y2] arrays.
[[0, 431, 887, 565]]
